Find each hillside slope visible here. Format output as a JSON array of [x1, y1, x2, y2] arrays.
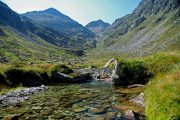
[[0, 26, 75, 63], [0, 1, 78, 63], [96, 0, 180, 57]]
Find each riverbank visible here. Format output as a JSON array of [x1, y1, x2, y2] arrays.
[[0, 85, 48, 106]]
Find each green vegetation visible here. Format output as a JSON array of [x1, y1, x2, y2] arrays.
[[0, 63, 75, 90], [51, 64, 73, 74], [87, 52, 179, 120], [0, 26, 76, 64], [94, 9, 180, 57], [142, 52, 180, 120], [145, 70, 180, 120], [114, 60, 152, 86]]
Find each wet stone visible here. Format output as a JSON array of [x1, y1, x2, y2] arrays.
[[32, 106, 42, 110], [105, 112, 117, 120], [91, 107, 107, 115], [73, 107, 89, 113], [96, 116, 105, 120], [78, 94, 94, 99], [50, 113, 66, 119], [40, 109, 53, 116]]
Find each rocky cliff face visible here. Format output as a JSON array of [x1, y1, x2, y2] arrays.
[[86, 20, 110, 36]]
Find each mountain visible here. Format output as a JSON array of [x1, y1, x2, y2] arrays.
[[0, 1, 82, 63], [23, 8, 95, 48], [97, 0, 180, 57], [86, 20, 110, 36], [0, 1, 33, 33]]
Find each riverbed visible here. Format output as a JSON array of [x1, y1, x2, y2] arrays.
[[0, 80, 145, 120]]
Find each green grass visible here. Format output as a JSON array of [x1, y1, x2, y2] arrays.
[[0, 26, 77, 64], [142, 52, 180, 120], [0, 63, 76, 89], [142, 52, 180, 73], [145, 71, 180, 120]]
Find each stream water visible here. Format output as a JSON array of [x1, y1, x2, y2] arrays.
[[0, 80, 145, 120]]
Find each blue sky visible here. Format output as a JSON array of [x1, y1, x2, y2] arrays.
[[2, 0, 142, 25]]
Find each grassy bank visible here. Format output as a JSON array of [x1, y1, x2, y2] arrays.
[[0, 63, 75, 91], [117, 52, 180, 120], [115, 52, 180, 120], [143, 52, 180, 120]]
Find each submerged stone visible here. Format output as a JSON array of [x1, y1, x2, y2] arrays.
[[105, 112, 117, 120], [49, 113, 66, 119], [91, 107, 107, 115], [73, 107, 89, 113]]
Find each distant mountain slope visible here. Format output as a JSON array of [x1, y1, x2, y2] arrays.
[[23, 8, 95, 48], [0, 26, 73, 63], [0, 1, 33, 33], [0, 1, 81, 63], [97, 0, 180, 57], [86, 20, 110, 36]]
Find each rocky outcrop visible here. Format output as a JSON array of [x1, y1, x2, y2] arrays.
[[51, 72, 92, 83], [86, 19, 110, 36], [78, 58, 119, 81], [77, 68, 112, 80], [0, 85, 48, 106], [131, 93, 145, 107]]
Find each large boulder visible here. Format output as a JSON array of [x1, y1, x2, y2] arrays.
[[51, 72, 92, 83]]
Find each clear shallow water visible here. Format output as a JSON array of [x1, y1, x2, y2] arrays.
[[0, 80, 144, 120]]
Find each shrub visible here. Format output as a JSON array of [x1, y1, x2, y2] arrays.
[[38, 72, 51, 85], [0, 73, 8, 86], [4, 67, 24, 86], [22, 70, 43, 87], [51, 64, 73, 74], [114, 60, 152, 86]]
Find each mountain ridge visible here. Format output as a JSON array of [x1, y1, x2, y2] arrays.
[[23, 8, 96, 48], [86, 19, 110, 36]]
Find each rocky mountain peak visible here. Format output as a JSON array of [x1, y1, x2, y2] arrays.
[[86, 20, 110, 35]]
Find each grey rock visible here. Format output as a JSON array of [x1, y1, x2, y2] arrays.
[[122, 110, 136, 120], [131, 93, 145, 107], [0, 85, 48, 106]]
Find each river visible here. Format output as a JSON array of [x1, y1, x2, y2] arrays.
[[0, 80, 145, 120]]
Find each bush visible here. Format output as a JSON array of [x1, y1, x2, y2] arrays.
[[4, 67, 43, 87], [114, 60, 152, 86], [4, 67, 24, 86], [38, 72, 51, 85], [51, 64, 73, 74], [0, 73, 8, 85], [22, 70, 42, 87]]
